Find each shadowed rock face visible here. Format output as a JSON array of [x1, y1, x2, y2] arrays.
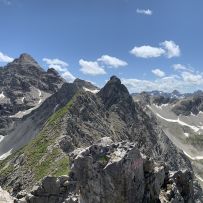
[[72, 139, 145, 203], [98, 76, 132, 109]]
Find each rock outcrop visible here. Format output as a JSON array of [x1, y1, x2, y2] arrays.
[[15, 138, 196, 203], [172, 93, 203, 116], [0, 186, 13, 202], [0, 53, 65, 137]]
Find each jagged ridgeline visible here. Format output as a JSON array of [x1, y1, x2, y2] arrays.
[[0, 55, 202, 202]]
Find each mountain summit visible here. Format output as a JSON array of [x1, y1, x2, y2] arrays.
[[12, 53, 39, 66], [98, 76, 131, 108], [0, 53, 65, 135]]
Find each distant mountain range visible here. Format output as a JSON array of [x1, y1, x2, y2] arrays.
[[133, 89, 203, 191]]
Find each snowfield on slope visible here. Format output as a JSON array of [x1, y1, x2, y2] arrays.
[[0, 92, 5, 99], [183, 151, 203, 161], [0, 148, 12, 160], [9, 89, 44, 119], [148, 105, 203, 133]]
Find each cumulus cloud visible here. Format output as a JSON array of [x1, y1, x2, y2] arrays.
[[61, 71, 76, 82], [173, 64, 187, 71], [181, 71, 203, 84], [173, 64, 193, 72], [0, 52, 13, 63], [97, 55, 128, 68], [43, 57, 75, 82], [130, 46, 165, 58], [152, 69, 165, 77], [43, 58, 69, 72], [136, 9, 152, 16], [161, 40, 180, 58], [79, 59, 106, 75], [122, 66, 203, 93], [130, 41, 181, 59]]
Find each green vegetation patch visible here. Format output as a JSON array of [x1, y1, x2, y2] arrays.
[[98, 155, 110, 166], [0, 96, 76, 185]]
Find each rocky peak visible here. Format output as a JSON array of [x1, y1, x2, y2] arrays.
[[172, 90, 181, 97], [98, 76, 132, 109], [47, 68, 60, 76], [4, 53, 44, 76], [11, 53, 39, 67], [73, 78, 99, 90]]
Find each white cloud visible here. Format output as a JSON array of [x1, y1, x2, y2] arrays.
[[152, 69, 165, 77], [130, 45, 165, 58], [122, 67, 203, 93], [122, 76, 183, 93], [130, 40, 181, 59], [161, 40, 180, 58], [79, 59, 106, 76], [136, 9, 152, 16], [173, 64, 187, 71], [43, 57, 75, 82], [97, 55, 128, 68], [61, 71, 76, 82], [173, 64, 193, 72], [0, 52, 13, 63], [181, 71, 203, 84], [43, 58, 69, 72]]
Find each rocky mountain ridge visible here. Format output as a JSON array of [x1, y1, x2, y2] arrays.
[[1, 75, 202, 202], [133, 91, 203, 190], [0, 54, 203, 202], [13, 137, 197, 203], [0, 53, 65, 137]]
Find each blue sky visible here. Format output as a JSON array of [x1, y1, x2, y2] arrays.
[[0, 0, 203, 93]]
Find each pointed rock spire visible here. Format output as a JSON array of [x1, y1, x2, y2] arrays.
[[98, 75, 132, 109]]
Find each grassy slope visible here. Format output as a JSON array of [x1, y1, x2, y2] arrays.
[[0, 98, 74, 191]]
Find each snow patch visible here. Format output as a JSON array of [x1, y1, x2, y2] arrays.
[[154, 103, 169, 110], [0, 148, 13, 160], [83, 87, 99, 94], [21, 97, 25, 103], [153, 111, 200, 132], [195, 174, 203, 182], [190, 112, 197, 117], [183, 151, 203, 160], [0, 135, 4, 143], [184, 133, 189, 137], [38, 89, 42, 104], [0, 92, 5, 99]]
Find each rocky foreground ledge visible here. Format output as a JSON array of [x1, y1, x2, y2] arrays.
[[11, 137, 197, 203]]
